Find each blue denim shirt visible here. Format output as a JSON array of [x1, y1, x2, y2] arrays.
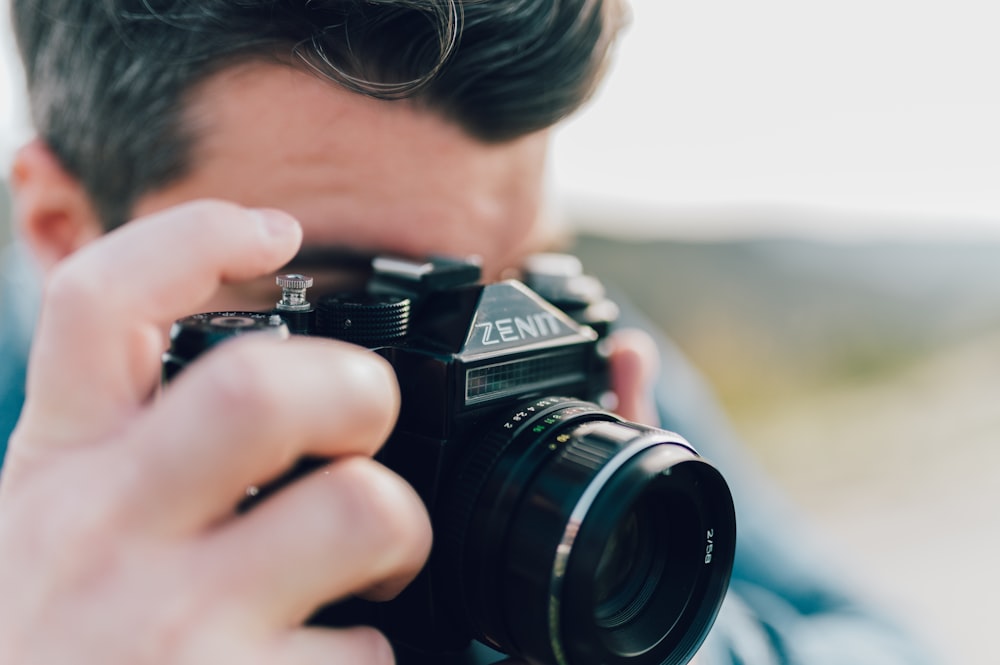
[[0, 243, 37, 464], [0, 245, 937, 664]]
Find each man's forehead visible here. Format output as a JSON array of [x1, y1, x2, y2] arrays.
[[133, 60, 550, 280], [187, 61, 483, 164]]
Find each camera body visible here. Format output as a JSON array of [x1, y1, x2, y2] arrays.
[[164, 255, 736, 665]]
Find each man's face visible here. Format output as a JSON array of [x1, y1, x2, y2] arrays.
[[131, 62, 551, 309]]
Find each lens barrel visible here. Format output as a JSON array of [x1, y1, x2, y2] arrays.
[[444, 398, 735, 665]]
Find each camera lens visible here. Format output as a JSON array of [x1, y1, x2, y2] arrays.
[[442, 397, 735, 665], [593, 495, 662, 629]]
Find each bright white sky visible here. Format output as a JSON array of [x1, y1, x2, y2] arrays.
[[3, 0, 1000, 239]]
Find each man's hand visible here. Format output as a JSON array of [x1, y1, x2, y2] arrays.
[[606, 327, 661, 427], [0, 201, 432, 664]]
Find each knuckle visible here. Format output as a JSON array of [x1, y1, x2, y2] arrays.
[[333, 458, 432, 568], [199, 340, 286, 420], [299, 340, 401, 448], [353, 627, 395, 665], [340, 349, 400, 415], [43, 258, 104, 313]]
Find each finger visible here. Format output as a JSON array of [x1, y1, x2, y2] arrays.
[[201, 456, 432, 626], [607, 328, 661, 425], [115, 334, 400, 535], [264, 626, 394, 665], [14, 200, 302, 451]]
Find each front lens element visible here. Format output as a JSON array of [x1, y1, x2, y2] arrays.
[[593, 496, 665, 630]]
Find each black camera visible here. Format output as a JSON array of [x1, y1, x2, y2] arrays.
[[164, 254, 736, 665]]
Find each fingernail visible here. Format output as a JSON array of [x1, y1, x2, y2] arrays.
[[252, 208, 299, 239]]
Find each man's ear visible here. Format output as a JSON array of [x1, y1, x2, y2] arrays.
[[10, 139, 104, 273]]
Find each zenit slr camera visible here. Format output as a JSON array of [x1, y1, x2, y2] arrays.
[[164, 254, 736, 665]]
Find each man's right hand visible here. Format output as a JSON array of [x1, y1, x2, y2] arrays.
[[0, 201, 432, 664]]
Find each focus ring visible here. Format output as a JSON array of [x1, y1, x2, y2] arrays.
[[442, 398, 600, 562]]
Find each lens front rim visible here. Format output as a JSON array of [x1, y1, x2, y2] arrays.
[[546, 427, 694, 664], [558, 437, 734, 665], [541, 423, 734, 665]]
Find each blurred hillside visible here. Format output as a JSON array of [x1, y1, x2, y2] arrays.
[[570, 232, 1000, 665], [572, 234, 1000, 421]]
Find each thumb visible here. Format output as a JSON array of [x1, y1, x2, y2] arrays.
[[606, 327, 661, 426]]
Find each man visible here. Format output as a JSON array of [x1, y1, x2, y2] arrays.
[[0, 1, 935, 663]]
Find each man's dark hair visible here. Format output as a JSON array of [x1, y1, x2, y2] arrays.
[[11, 0, 627, 229]]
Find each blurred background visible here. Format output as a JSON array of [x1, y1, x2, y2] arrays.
[[2, 1, 998, 663]]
